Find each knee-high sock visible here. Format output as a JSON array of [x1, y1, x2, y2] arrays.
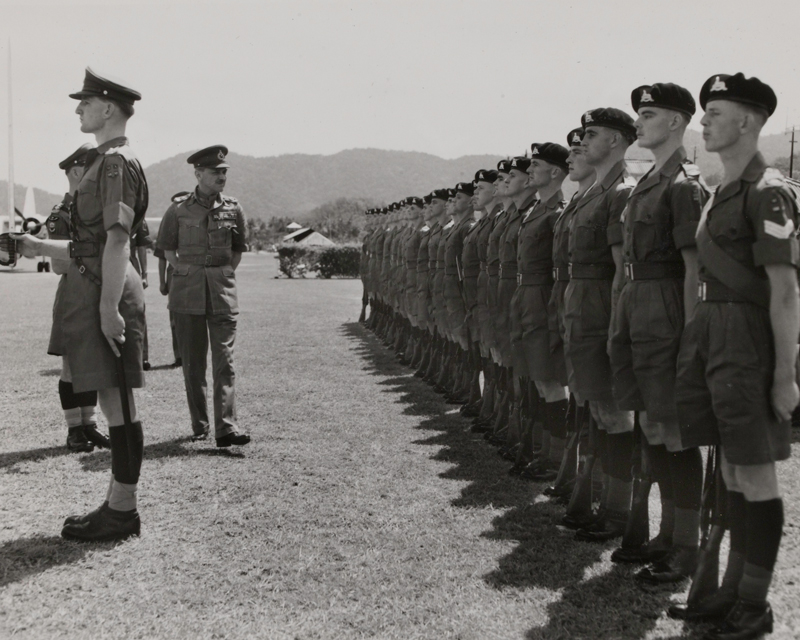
[[721, 491, 747, 592], [668, 447, 703, 547], [739, 498, 784, 603]]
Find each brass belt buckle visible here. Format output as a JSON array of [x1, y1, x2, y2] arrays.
[[204, 254, 212, 266], [625, 263, 634, 280]]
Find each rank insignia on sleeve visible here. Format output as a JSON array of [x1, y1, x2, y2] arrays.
[[106, 163, 119, 179], [764, 219, 795, 239], [48, 222, 56, 232]]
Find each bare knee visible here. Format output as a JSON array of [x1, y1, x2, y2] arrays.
[[98, 388, 138, 425]]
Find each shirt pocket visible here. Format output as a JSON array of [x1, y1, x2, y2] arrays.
[[75, 177, 103, 227], [178, 219, 202, 247], [208, 220, 235, 249], [573, 218, 605, 253]]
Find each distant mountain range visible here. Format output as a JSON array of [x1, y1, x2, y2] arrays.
[[2, 130, 796, 223]]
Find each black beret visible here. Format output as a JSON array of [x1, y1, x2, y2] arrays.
[[58, 143, 94, 171], [423, 193, 433, 204], [188, 145, 230, 169], [406, 196, 424, 207], [631, 83, 696, 117], [455, 182, 475, 196], [446, 188, 456, 199], [69, 67, 141, 106], [497, 159, 513, 173], [430, 189, 450, 201], [699, 73, 777, 116], [530, 142, 569, 170], [509, 156, 531, 173], [581, 108, 636, 140], [474, 169, 499, 183], [566, 128, 584, 147]]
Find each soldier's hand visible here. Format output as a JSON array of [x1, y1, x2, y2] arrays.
[[159, 280, 169, 295], [141, 275, 149, 289], [100, 306, 126, 357], [9, 233, 42, 258], [771, 374, 799, 422]]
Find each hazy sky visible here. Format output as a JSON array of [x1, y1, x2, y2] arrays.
[[2, 0, 799, 195]]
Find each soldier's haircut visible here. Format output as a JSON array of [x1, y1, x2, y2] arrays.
[[100, 97, 135, 119]]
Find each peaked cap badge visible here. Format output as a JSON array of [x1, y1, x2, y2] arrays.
[[640, 90, 654, 102], [218, 150, 226, 161], [710, 76, 727, 92]]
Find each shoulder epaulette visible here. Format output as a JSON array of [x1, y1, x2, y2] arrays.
[[172, 191, 192, 203], [763, 167, 787, 188], [443, 220, 454, 229], [103, 144, 135, 161], [222, 195, 239, 205], [621, 176, 638, 189], [51, 203, 66, 214], [420, 225, 430, 232]]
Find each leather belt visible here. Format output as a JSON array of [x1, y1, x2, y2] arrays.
[[444, 267, 459, 276], [517, 272, 553, 286], [487, 265, 500, 277], [463, 267, 480, 278], [552, 266, 570, 282], [568, 262, 615, 280], [428, 260, 436, 269], [69, 240, 100, 258], [624, 262, 684, 281], [698, 280, 753, 304], [436, 261, 445, 269], [178, 255, 231, 266], [479, 261, 487, 272]]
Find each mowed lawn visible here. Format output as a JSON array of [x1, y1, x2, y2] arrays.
[[1, 252, 799, 640]]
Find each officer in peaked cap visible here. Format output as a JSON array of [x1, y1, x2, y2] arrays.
[[47, 143, 107, 455], [564, 107, 638, 542], [15, 66, 149, 541], [156, 145, 250, 448], [607, 83, 709, 580], [671, 74, 797, 639]]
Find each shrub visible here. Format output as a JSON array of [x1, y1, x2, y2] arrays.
[[276, 244, 361, 279]]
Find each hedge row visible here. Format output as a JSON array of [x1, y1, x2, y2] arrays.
[[276, 244, 361, 279]]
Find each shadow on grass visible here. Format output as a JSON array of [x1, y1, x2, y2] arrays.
[[1, 438, 245, 475], [0, 534, 120, 588], [341, 321, 698, 640], [146, 363, 181, 372], [38, 368, 61, 377]]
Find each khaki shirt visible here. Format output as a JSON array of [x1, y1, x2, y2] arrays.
[[157, 189, 247, 315], [517, 190, 566, 275]]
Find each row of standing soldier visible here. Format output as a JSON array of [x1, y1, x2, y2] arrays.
[[359, 75, 799, 640]]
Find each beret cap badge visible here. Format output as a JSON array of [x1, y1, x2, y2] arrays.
[[640, 90, 654, 102], [710, 76, 728, 92]]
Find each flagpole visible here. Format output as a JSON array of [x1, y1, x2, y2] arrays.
[[7, 39, 14, 235]]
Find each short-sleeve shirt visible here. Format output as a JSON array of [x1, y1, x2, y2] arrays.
[[156, 188, 247, 315], [621, 147, 708, 264], [568, 160, 634, 265], [698, 152, 799, 287]]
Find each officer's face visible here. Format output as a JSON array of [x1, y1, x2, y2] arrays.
[[527, 159, 553, 189], [505, 169, 530, 196], [567, 146, 594, 182], [75, 97, 107, 134], [196, 167, 228, 195], [581, 126, 615, 165], [635, 107, 672, 150], [474, 181, 494, 209], [700, 101, 744, 153]]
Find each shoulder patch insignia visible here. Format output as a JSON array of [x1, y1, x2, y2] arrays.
[[106, 163, 119, 179], [421, 225, 430, 232]]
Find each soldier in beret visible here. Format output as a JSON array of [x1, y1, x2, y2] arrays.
[[46, 144, 109, 454], [412, 196, 435, 375], [16, 67, 149, 541], [442, 182, 477, 403], [498, 157, 537, 470], [563, 107, 638, 542], [671, 74, 799, 640], [545, 128, 595, 504], [420, 191, 449, 382], [466, 170, 501, 423], [482, 162, 514, 443], [607, 83, 710, 584], [511, 143, 570, 481], [156, 145, 251, 447]]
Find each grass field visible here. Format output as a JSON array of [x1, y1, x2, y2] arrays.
[[0, 253, 798, 639]]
